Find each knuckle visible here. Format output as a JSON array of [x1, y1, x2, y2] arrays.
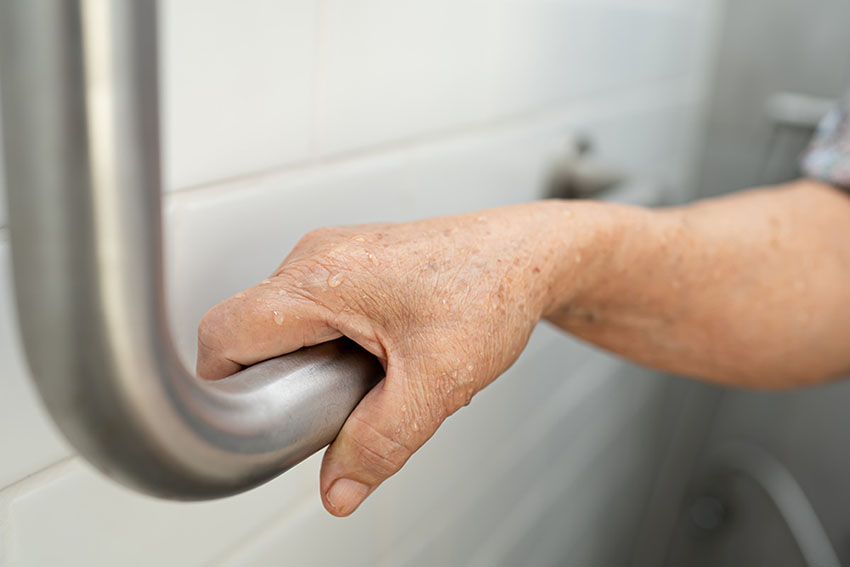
[[305, 226, 337, 239], [277, 254, 383, 314], [299, 226, 340, 249], [197, 307, 227, 353], [275, 262, 335, 303], [196, 299, 250, 358], [284, 227, 344, 265]]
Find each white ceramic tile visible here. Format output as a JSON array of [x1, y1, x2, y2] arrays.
[[218, 472, 392, 567], [581, 101, 704, 203], [404, 96, 705, 216], [402, 124, 558, 218], [7, 457, 314, 567], [494, 397, 672, 567], [161, 0, 317, 191], [0, 244, 72, 489], [315, 0, 502, 156], [399, 368, 667, 567], [315, 0, 694, 158], [487, 1, 693, 116], [387, 356, 645, 565]]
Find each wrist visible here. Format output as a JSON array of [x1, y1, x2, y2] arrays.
[[525, 199, 655, 322]]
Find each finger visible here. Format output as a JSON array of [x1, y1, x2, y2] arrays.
[[319, 365, 439, 517], [196, 278, 341, 380]]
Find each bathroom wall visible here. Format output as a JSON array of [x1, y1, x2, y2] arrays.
[[664, 0, 850, 565], [0, 1, 723, 565]]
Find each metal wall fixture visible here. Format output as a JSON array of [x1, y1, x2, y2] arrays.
[[0, 1, 382, 499], [543, 136, 625, 200]]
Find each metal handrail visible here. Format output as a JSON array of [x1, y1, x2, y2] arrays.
[[0, 0, 382, 500]]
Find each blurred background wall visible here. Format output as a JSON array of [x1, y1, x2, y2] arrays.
[[1, 0, 842, 565], [661, 1, 850, 566]]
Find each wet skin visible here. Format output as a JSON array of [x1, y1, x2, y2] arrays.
[[197, 178, 850, 516]]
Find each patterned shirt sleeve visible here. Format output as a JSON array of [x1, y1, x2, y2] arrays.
[[801, 92, 850, 189]]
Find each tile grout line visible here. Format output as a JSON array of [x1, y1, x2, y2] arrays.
[[210, 493, 317, 566], [0, 457, 80, 565], [0, 457, 79, 503], [164, 74, 699, 202]]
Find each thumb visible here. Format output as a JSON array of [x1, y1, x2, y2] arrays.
[[320, 366, 438, 517]]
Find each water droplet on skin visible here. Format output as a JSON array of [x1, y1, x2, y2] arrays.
[[235, 292, 246, 299], [466, 364, 474, 372], [278, 289, 286, 295], [401, 404, 407, 413], [395, 426, 401, 434], [367, 252, 379, 266], [451, 370, 458, 378], [353, 236, 367, 242], [261, 279, 272, 285], [412, 421, 420, 432], [273, 311, 284, 325], [328, 273, 344, 288]]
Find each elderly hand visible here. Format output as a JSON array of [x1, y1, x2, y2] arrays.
[[196, 201, 603, 516], [197, 181, 850, 515]]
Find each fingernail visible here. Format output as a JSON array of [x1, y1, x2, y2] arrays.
[[326, 478, 370, 516]]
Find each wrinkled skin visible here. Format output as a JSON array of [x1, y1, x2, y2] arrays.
[[197, 204, 573, 516], [197, 182, 850, 516]]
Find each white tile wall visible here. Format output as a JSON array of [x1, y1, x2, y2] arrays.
[[314, 0, 696, 156], [6, 458, 315, 567], [161, 0, 317, 191], [0, 0, 725, 565], [314, 0, 499, 155]]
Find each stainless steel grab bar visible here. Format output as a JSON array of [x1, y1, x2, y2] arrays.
[[0, 0, 382, 500]]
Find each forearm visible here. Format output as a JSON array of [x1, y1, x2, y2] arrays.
[[538, 179, 850, 388]]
